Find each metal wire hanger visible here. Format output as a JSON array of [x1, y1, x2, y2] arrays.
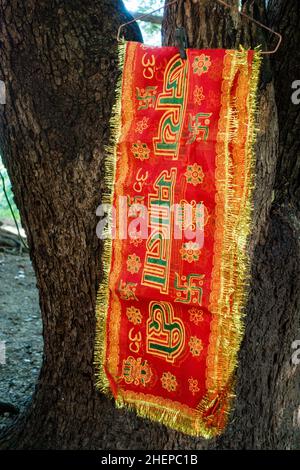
[[117, 0, 282, 55]]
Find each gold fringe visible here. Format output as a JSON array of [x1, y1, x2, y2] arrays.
[[94, 40, 127, 395], [197, 48, 262, 435], [114, 393, 217, 439]]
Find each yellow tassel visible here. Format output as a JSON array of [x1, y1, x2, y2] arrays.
[[94, 40, 127, 395]]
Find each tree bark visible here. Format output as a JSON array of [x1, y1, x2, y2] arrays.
[[0, 0, 299, 449], [162, 0, 300, 450]]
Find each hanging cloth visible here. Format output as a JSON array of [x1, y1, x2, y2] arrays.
[[95, 40, 261, 438]]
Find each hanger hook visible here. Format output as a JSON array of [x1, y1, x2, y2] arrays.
[[117, 0, 282, 55]]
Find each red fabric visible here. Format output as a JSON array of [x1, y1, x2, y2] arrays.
[[97, 41, 260, 437]]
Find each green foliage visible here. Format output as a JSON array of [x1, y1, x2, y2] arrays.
[[0, 156, 20, 222], [138, 0, 164, 41], [124, 0, 164, 46]]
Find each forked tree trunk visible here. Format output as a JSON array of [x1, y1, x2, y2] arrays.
[[0, 0, 299, 449]]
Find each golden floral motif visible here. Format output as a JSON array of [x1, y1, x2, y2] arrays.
[[126, 306, 142, 325], [131, 141, 150, 160], [118, 280, 138, 301], [188, 377, 200, 395], [129, 232, 143, 246], [188, 308, 204, 325], [189, 336, 203, 357], [192, 54, 212, 76], [135, 116, 149, 134], [161, 371, 178, 392], [184, 163, 204, 186], [193, 85, 205, 105], [127, 253, 142, 274], [180, 241, 201, 263]]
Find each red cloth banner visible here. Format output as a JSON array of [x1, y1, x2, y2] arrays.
[[95, 41, 261, 438]]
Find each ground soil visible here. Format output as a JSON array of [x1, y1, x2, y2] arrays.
[[0, 251, 42, 431]]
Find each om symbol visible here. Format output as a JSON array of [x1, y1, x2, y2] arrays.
[[129, 327, 142, 354], [133, 168, 149, 193], [142, 53, 156, 80], [147, 301, 185, 363]]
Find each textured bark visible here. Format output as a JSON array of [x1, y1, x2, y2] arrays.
[[0, 0, 299, 449], [268, 0, 300, 206], [162, 0, 300, 450]]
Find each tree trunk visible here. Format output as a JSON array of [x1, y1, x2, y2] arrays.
[[162, 0, 300, 450], [0, 0, 299, 449]]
